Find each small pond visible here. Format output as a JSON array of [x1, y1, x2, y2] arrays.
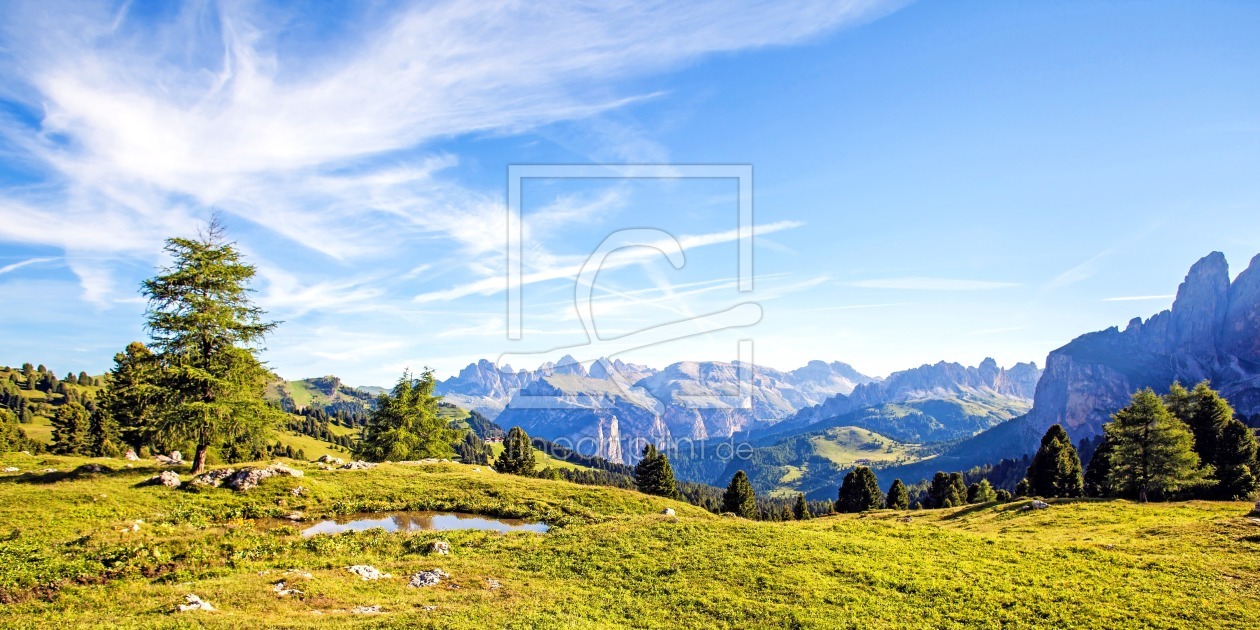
[[290, 511, 548, 537]]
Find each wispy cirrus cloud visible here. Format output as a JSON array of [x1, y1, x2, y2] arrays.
[[0, 257, 57, 276], [0, 0, 907, 382]]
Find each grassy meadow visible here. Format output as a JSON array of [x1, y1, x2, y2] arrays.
[[0, 452, 1258, 628]]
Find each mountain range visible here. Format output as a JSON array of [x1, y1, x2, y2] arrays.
[[877, 252, 1260, 488]]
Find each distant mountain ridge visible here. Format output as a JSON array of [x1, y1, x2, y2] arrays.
[[437, 356, 875, 464], [769, 358, 1041, 438]]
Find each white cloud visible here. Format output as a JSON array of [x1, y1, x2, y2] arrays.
[[0, 256, 57, 276]]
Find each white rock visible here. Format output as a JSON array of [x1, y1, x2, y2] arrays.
[[350, 605, 382, 614], [1022, 500, 1051, 511], [341, 461, 377, 470], [407, 569, 449, 588], [429, 540, 451, 555], [124, 450, 140, 461], [661, 508, 676, 516], [149, 470, 181, 488], [273, 581, 303, 597], [177, 594, 215, 612], [2, 467, 19, 473], [347, 565, 391, 580]]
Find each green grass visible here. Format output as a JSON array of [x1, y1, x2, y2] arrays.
[[806, 426, 916, 467], [488, 442, 590, 472], [0, 452, 1258, 628], [275, 431, 351, 461]]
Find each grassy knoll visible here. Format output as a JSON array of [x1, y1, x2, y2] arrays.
[[0, 452, 1258, 628]]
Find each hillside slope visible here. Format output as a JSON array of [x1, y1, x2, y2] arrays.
[[1, 452, 1257, 628]]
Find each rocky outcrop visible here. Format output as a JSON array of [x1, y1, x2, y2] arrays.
[[407, 568, 449, 588], [193, 463, 303, 491], [1025, 252, 1260, 441]]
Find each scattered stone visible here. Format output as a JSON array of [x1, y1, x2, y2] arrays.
[[131, 520, 143, 531], [291, 486, 306, 497], [20, 450, 31, 456], [407, 569, 448, 588], [350, 606, 381, 614], [147, 470, 182, 488], [1022, 500, 1051, 511], [316, 454, 345, 466], [124, 449, 140, 461], [341, 461, 377, 470], [899, 516, 912, 523], [486, 578, 501, 590], [75, 463, 110, 475], [2, 467, 18, 473], [429, 540, 451, 555], [283, 512, 304, 522], [283, 569, 313, 580], [347, 565, 391, 581], [177, 594, 215, 612], [42, 468, 57, 473], [193, 463, 303, 492], [155, 451, 184, 466], [273, 581, 304, 597], [661, 508, 675, 517], [421, 605, 438, 611]]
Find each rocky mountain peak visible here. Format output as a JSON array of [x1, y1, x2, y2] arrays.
[[1168, 251, 1231, 355]]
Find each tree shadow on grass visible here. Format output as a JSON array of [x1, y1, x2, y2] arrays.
[[0, 463, 178, 485]]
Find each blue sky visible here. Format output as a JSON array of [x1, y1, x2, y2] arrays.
[[1, 0, 1258, 386]]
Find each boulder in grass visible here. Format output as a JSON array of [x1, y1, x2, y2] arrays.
[[177, 594, 215, 612], [407, 569, 449, 588], [351, 606, 382, 614], [193, 463, 303, 492], [661, 508, 675, 516], [429, 540, 451, 555], [148, 471, 181, 488], [1021, 500, 1051, 511], [124, 450, 140, 461], [341, 461, 377, 470], [347, 565, 391, 581]]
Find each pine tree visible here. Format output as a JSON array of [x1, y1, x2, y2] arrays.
[[1105, 388, 1202, 502], [141, 217, 281, 474], [355, 369, 457, 461], [1014, 478, 1030, 498], [723, 470, 757, 518], [928, 472, 954, 508], [949, 472, 968, 506], [994, 489, 1012, 502], [633, 443, 678, 499], [1083, 436, 1116, 497], [793, 493, 811, 519], [836, 466, 883, 513], [494, 426, 537, 475], [1215, 418, 1259, 500], [99, 342, 161, 453], [51, 402, 90, 455], [87, 407, 121, 457], [967, 479, 996, 503], [455, 431, 493, 465], [1026, 424, 1084, 498], [1181, 382, 1233, 474], [885, 478, 910, 510]]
